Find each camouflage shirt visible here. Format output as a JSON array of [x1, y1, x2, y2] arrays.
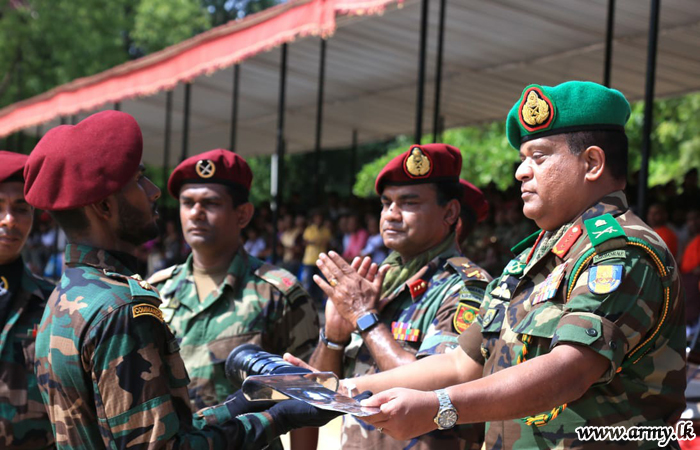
[[0, 261, 54, 449], [35, 245, 280, 450], [343, 242, 491, 450], [149, 248, 319, 409], [459, 191, 686, 449]]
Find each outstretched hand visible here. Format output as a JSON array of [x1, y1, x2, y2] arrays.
[[359, 388, 439, 440]]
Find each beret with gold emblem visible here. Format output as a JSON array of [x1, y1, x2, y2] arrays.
[[24, 110, 142, 210], [375, 143, 462, 194], [505, 81, 631, 150], [460, 179, 489, 223], [0, 151, 28, 183], [167, 148, 252, 199]]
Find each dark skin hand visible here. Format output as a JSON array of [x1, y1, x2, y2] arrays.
[[313, 251, 419, 372]]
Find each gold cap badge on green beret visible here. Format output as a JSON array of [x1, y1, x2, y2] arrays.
[[519, 87, 555, 132]]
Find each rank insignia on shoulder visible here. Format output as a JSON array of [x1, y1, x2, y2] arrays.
[[132, 303, 164, 322], [453, 302, 478, 334], [588, 265, 623, 295], [408, 279, 428, 299], [391, 321, 420, 342]]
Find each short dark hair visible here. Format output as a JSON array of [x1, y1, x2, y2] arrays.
[[564, 130, 628, 181], [222, 184, 249, 207], [50, 208, 89, 236], [433, 181, 462, 207]]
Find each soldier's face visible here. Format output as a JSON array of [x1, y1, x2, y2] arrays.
[[115, 167, 161, 246], [179, 184, 253, 252], [380, 184, 455, 259], [516, 136, 588, 231], [0, 182, 32, 265]]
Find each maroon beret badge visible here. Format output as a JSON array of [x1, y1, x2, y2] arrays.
[[403, 146, 432, 179], [195, 160, 216, 179]]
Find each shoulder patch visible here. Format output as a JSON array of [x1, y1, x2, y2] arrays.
[[255, 263, 308, 304], [588, 265, 623, 294], [147, 265, 178, 285], [584, 214, 626, 249], [446, 257, 492, 285], [453, 301, 479, 334], [592, 249, 627, 264], [132, 303, 164, 322]]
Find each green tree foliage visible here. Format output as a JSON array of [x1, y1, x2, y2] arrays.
[[352, 92, 700, 198], [132, 0, 211, 54]]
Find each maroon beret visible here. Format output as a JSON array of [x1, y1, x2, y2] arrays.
[[168, 149, 253, 199], [0, 151, 28, 183], [24, 111, 142, 211], [460, 179, 489, 223], [375, 143, 462, 194]]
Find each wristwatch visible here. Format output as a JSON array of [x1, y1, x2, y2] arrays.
[[433, 389, 458, 430], [320, 327, 348, 351], [356, 312, 380, 333]]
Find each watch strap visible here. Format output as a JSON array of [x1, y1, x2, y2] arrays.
[[320, 327, 348, 351], [356, 312, 380, 332]]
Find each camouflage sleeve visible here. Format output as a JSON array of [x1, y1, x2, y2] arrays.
[[416, 277, 485, 357], [87, 305, 278, 449], [458, 277, 499, 365], [265, 285, 319, 362], [551, 248, 663, 384]]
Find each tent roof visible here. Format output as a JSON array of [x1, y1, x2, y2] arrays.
[[1, 0, 699, 165]]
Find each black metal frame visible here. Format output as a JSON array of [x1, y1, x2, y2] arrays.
[[271, 44, 288, 263]]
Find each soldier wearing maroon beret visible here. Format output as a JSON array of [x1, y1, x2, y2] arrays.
[[287, 143, 491, 450], [149, 149, 320, 450], [0, 151, 54, 449], [456, 179, 490, 248], [27, 112, 334, 450]]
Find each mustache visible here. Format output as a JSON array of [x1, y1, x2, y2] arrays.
[[381, 222, 404, 232], [0, 228, 23, 239]]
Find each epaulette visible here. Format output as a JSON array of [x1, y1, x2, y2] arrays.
[[254, 264, 307, 303], [569, 213, 672, 371], [103, 270, 161, 301], [147, 265, 178, 285], [446, 257, 492, 285]]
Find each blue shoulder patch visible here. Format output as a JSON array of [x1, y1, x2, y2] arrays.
[[587, 265, 623, 294]]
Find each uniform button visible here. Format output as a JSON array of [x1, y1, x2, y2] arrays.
[[480, 344, 490, 360], [586, 328, 598, 337], [609, 341, 617, 350]]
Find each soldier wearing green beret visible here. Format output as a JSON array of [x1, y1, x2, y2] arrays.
[[332, 81, 686, 449]]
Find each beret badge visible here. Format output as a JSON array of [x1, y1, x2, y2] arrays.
[[403, 147, 432, 179], [195, 160, 216, 179], [519, 87, 554, 132]]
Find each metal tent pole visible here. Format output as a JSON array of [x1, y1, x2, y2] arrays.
[[180, 83, 192, 162], [271, 44, 288, 264], [432, 0, 447, 143], [414, 0, 429, 144], [637, 0, 660, 217], [314, 39, 327, 204], [230, 65, 240, 151], [603, 0, 616, 87], [163, 91, 173, 194]]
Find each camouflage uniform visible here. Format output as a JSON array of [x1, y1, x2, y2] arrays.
[[149, 248, 319, 409], [459, 191, 686, 449], [35, 245, 281, 449], [0, 261, 54, 449], [343, 242, 491, 450]]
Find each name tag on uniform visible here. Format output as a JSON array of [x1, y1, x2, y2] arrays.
[[531, 262, 568, 306]]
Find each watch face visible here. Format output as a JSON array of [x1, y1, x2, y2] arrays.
[[438, 409, 458, 429], [357, 313, 378, 331]]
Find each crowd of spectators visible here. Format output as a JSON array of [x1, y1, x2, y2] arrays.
[[19, 169, 700, 325]]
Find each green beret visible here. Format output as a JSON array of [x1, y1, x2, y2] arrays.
[[505, 81, 631, 149]]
